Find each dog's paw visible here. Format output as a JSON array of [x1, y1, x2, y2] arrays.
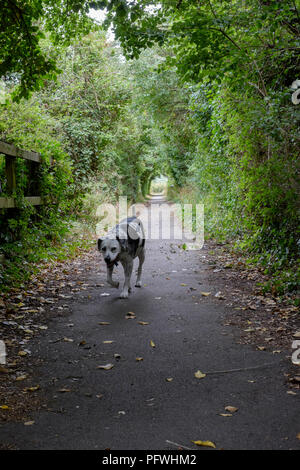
[[119, 290, 129, 299], [135, 281, 142, 287]]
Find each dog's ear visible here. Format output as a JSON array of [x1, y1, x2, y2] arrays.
[[97, 238, 103, 251]]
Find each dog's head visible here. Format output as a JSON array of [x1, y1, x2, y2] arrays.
[[97, 237, 122, 268]]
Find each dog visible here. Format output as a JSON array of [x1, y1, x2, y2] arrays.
[[97, 216, 145, 298]]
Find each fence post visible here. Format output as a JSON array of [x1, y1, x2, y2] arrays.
[[5, 156, 16, 194]]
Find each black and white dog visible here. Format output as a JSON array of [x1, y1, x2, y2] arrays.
[[97, 216, 145, 299]]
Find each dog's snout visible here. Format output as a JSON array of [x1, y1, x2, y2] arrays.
[[104, 256, 111, 263]]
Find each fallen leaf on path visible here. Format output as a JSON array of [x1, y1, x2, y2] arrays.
[[24, 421, 35, 426], [0, 405, 9, 409], [192, 440, 216, 449], [138, 321, 149, 325], [150, 340, 156, 348], [24, 385, 40, 392], [136, 357, 143, 361], [98, 322, 111, 325], [201, 292, 211, 296], [215, 291, 225, 299], [58, 388, 71, 393], [180, 283, 187, 286], [219, 413, 232, 417], [97, 364, 114, 370], [225, 406, 238, 413], [126, 312, 136, 319], [166, 378, 173, 382], [103, 340, 114, 344], [15, 375, 28, 381], [194, 370, 206, 379], [18, 350, 27, 356]]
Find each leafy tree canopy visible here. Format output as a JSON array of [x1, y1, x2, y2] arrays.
[[1, 1, 299, 100], [0, 0, 95, 100]]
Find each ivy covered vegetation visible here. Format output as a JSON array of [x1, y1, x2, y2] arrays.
[[0, 0, 299, 296]]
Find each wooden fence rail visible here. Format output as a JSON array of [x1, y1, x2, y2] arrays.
[[0, 141, 48, 209]]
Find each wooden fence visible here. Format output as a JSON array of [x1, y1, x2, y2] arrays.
[[0, 141, 49, 209]]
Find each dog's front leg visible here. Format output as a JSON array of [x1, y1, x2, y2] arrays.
[[120, 259, 133, 299], [107, 266, 119, 288], [135, 249, 145, 287]]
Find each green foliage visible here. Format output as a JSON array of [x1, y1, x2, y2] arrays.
[[0, 0, 95, 101], [1, 0, 299, 296]]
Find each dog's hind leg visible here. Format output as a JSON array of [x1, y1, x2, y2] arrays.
[[107, 266, 119, 289], [135, 249, 145, 287], [120, 259, 133, 299]]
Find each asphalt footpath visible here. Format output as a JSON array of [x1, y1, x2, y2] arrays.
[[0, 196, 299, 450]]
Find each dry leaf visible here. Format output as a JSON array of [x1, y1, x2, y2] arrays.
[[97, 363, 114, 370], [58, 388, 71, 393], [150, 340, 155, 348], [194, 370, 206, 379], [24, 385, 40, 392], [0, 405, 9, 409], [192, 440, 216, 449], [201, 292, 211, 296], [219, 413, 232, 417], [136, 357, 143, 361], [24, 421, 35, 426], [125, 312, 136, 319], [18, 350, 27, 356], [98, 322, 111, 325], [225, 406, 238, 413], [166, 378, 173, 382], [16, 375, 28, 381], [103, 340, 114, 344], [138, 321, 149, 325]]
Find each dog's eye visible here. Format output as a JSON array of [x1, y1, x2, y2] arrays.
[[111, 247, 116, 252]]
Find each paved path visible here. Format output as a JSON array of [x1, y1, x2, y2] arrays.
[[0, 197, 299, 450]]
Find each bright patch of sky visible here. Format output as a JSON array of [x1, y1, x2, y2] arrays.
[[88, 8, 115, 41]]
